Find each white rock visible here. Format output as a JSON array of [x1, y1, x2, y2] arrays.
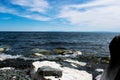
[[0, 67, 14, 70], [30, 61, 92, 80], [34, 53, 43, 57], [96, 74, 102, 80], [44, 76, 61, 80], [61, 67, 92, 80], [74, 51, 82, 55], [0, 48, 5, 52], [95, 69, 104, 73], [30, 61, 62, 80], [64, 59, 87, 66]]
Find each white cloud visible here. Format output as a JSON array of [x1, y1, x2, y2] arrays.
[[0, 0, 51, 21], [0, 5, 51, 21], [10, 0, 50, 13], [58, 0, 120, 31], [22, 14, 51, 21]]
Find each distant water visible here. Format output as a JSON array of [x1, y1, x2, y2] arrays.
[[0, 32, 119, 56]]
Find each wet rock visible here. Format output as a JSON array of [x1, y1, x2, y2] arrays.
[[54, 48, 82, 56], [31, 48, 51, 55], [54, 48, 66, 54], [33, 53, 43, 57]]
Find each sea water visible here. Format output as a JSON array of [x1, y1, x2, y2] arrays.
[[0, 32, 119, 57]]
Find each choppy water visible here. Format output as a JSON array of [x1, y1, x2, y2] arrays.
[[0, 32, 119, 56]]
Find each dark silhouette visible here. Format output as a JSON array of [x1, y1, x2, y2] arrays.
[[109, 35, 120, 67], [100, 35, 120, 80]]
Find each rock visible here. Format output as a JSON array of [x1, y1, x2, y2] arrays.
[[62, 50, 73, 54], [0, 67, 14, 70], [63, 50, 82, 55], [44, 76, 61, 80], [30, 61, 92, 80], [37, 66, 62, 78], [73, 50, 82, 55], [0, 45, 11, 53], [30, 61, 62, 80], [54, 49, 66, 54], [10, 76, 18, 80], [61, 67, 92, 80], [95, 69, 104, 73], [0, 48, 5, 53], [0, 69, 31, 80], [64, 59, 87, 67], [31, 48, 51, 55], [54, 48, 82, 56], [33, 53, 43, 57], [95, 74, 102, 80]]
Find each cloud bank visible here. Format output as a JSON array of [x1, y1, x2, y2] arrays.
[[58, 0, 120, 30]]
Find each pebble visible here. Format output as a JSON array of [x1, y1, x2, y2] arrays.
[[0, 48, 5, 52]]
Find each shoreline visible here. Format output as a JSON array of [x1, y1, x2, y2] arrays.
[[0, 54, 109, 80]]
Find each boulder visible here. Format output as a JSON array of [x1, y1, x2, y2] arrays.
[[37, 66, 62, 78], [30, 61, 92, 80], [61, 67, 92, 80], [30, 61, 62, 80]]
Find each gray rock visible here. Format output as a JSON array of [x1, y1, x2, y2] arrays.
[[37, 66, 62, 78]]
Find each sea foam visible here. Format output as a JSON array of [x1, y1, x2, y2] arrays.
[[0, 54, 22, 61]]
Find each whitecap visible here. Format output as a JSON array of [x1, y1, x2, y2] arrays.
[[0, 54, 22, 61]]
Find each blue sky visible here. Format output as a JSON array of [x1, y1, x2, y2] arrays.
[[0, 0, 120, 32]]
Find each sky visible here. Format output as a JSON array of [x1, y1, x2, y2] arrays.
[[0, 0, 120, 32]]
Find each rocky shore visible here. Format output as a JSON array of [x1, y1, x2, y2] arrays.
[[0, 48, 110, 80], [0, 55, 109, 80]]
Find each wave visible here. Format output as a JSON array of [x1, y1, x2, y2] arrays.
[[0, 54, 22, 61]]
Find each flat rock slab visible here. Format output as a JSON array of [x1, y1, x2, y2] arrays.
[[37, 66, 62, 78]]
